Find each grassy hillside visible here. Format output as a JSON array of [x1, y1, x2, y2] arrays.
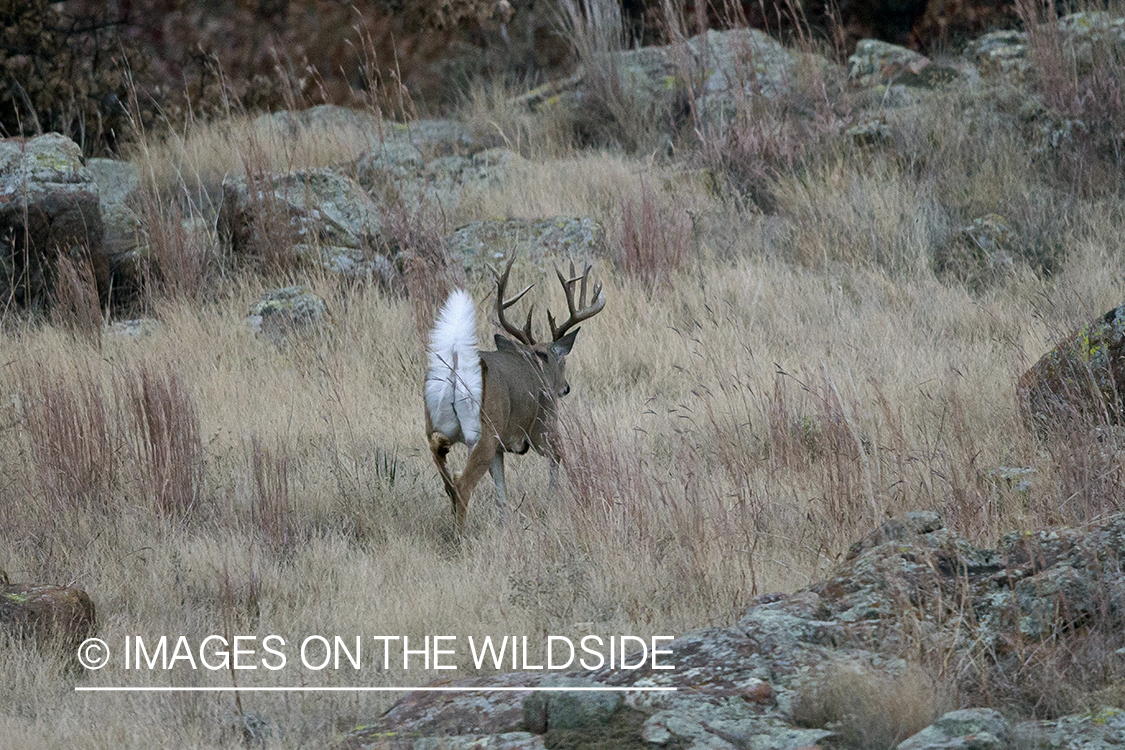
[[4, 11, 1125, 748]]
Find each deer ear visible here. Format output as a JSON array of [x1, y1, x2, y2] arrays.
[[494, 334, 523, 353], [553, 327, 580, 356]]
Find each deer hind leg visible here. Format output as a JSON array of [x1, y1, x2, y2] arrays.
[[453, 433, 499, 531], [428, 431, 460, 513]]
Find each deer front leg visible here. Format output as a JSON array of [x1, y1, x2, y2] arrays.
[[490, 452, 508, 521]]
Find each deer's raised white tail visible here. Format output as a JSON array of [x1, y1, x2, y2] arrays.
[[425, 289, 482, 446]]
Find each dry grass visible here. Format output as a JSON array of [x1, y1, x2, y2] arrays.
[[794, 660, 952, 749], [4, 21, 1125, 745]]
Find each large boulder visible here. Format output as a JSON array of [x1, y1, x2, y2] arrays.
[[544, 27, 839, 138], [1, 571, 96, 651], [447, 216, 607, 279], [0, 133, 106, 305], [246, 285, 329, 344], [896, 709, 1012, 750], [218, 168, 395, 282], [1018, 303, 1125, 432], [87, 157, 143, 294]]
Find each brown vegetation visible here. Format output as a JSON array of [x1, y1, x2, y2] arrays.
[[4, 2, 1125, 747]]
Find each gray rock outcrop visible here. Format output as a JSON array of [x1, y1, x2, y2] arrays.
[[0, 133, 106, 304]]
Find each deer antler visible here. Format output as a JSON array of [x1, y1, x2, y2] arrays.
[[548, 261, 606, 341], [493, 257, 537, 345]]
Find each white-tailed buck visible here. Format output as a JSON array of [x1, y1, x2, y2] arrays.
[[424, 258, 606, 529]]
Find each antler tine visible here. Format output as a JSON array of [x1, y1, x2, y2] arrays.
[[523, 304, 535, 344], [548, 261, 607, 341], [494, 257, 537, 345]]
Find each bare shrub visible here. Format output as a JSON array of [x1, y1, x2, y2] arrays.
[[16, 362, 116, 512], [794, 660, 948, 749], [1017, 0, 1125, 195], [249, 434, 296, 552], [121, 362, 204, 519], [140, 200, 211, 303], [618, 178, 694, 287], [556, 0, 683, 151], [375, 186, 462, 339], [50, 250, 103, 346]]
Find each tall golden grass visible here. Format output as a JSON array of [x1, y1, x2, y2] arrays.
[[3, 14, 1125, 745]]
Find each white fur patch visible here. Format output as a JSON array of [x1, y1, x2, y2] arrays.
[[424, 289, 482, 445]]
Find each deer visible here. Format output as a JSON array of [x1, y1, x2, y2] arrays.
[[423, 257, 606, 530]]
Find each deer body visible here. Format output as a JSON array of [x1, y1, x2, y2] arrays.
[[424, 259, 603, 529]]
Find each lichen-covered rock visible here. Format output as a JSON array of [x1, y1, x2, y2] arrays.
[[522, 677, 621, 733], [849, 39, 932, 87], [557, 27, 838, 134], [934, 214, 1014, 291], [1018, 303, 1125, 431], [1, 580, 96, 649], [87, 157, 143, 292], [967, 30, 1030, 79], [897, 708, 1012, 750], [246, 285, 328, 342], [1014, 707, 1125, 749], [219, 169, 388, 275], [448, 216, 607, 278], [0, 133, 106, 305]]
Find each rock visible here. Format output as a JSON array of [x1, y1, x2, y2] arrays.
[[218, 169, 391, 279], [1, 579, 96, 649], [967, 30, 1030, 79], [897, 708, 1012, 750], [246, 286, 328, 342], [845, 116, 895, 146], [1018, 302, 1125, 432], [0, 133, 106, 305], [87, 157, 144, 293], [447, 216, 608, 279], [1014, 707, 1125, 749], [522, 677, 622, 734], [934, 214, 1014, 291], [849, 39, 932, 87], [559, 27, 838, 135], [107, 317, 162, 338]]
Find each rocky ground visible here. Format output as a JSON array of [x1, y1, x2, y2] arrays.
[[334, 509, 1125, 749]]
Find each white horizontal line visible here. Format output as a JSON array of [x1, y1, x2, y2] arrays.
[[75, 686, 677, 693]]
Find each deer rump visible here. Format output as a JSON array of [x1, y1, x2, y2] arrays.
[[424, 293, 559, 464]]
